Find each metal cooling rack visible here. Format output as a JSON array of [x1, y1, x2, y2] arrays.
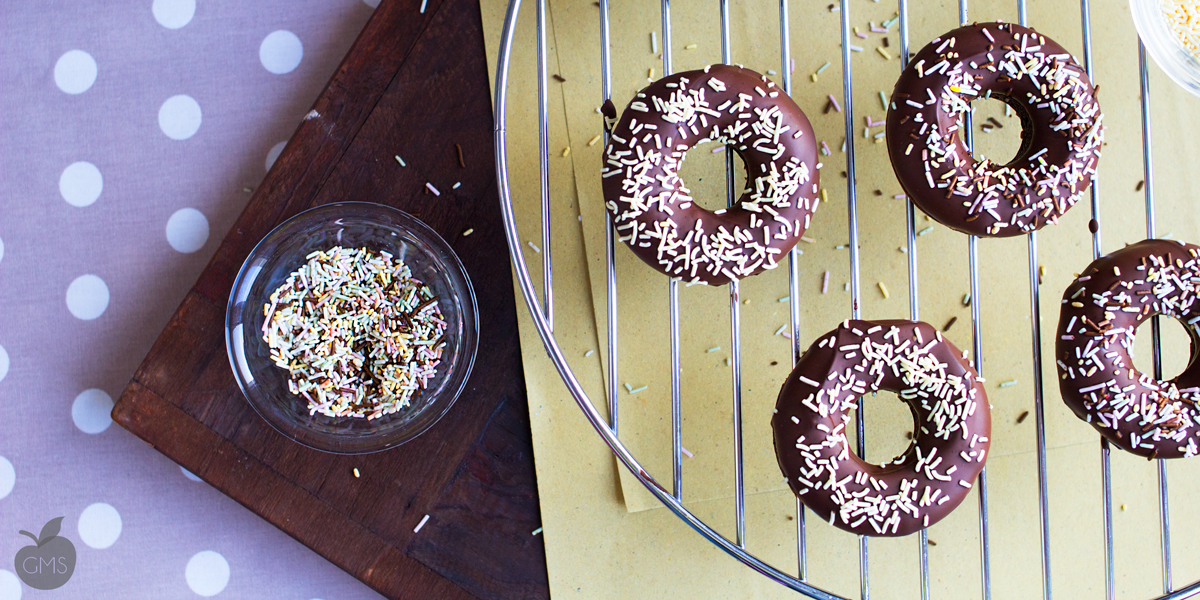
[[491, 0, 1200, 597]]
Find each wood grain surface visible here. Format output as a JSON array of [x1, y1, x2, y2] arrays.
[[110, 0, 549, 598]]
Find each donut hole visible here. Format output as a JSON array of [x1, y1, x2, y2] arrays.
[[676, 140, 748, 212], [844, 390, 918, 466], [1130, 316, 1199, 383], [956, 97, 1028, 167]]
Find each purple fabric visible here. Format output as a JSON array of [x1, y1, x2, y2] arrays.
[[0, 0, 386, 597]]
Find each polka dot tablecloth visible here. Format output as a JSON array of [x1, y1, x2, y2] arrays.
[[0, 1, 388, 598]]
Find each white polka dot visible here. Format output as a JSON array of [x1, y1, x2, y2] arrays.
[[265, 141, 287, 172], [0, 457, 14, 500], [153, 0, 195, 29], [159, 95, 202, 140], [180, 466, 203, 482], [59, 161, 103, 207], [0, 345, 8, 384], [259, 30, 303, 75], [166, 208, 210, 254], [77, 503, 121, 549], [54, 50, 97, 94], [72, 389, 114, 434], [66, 274, 109, 320], [0, 570, 20, 600], [186, 551, 230, 597]]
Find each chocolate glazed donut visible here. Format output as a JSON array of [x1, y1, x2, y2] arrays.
[[601, 64, 820, 285], [772, 320, 990, 536], [886, 23, 1104, 237], [1056, 239, 1200, 459]]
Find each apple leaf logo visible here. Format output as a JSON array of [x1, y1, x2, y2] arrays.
[[14, 517, 76, 590]]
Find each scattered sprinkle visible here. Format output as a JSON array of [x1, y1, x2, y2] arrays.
[[725, 356, 732, 365], [528, 241, 541, 253], [1017, 410, 1030, 424], [816, 61, 832, 75], [462, 228, 474, 236], [624, 383, 633, 392], [775, 324, 788, 336], [455, 143, 466, 168], [681, 447, 694, 458], [562, 147, 571, 157], [877, 281, 890, 299], [552, 74, 566, 82], [876, 47, 893, 60], [651, 31, 658, 54], [707, 346, 721, 353], [1136, 180, 1145, 192], [801, 236, 816, 244], [849, 44, 864, 52], [768, 69, 778, 76], [918, 226, 934, 236], [353, 468, 360, 478], [419, 0, 428, 13], [827, 95, 842, 112], [452, 181, 461, 189], [426, 182, 440, 196], [395, 155, 407, 167], [711, 145, 726, 153], [778, 296, 790, 303], [685, 43, 698, 50], [822, 271, 830, 294], [414, 514, 431, 533], [243, 187, 253, 193], [944, 316, 957, 331], [585, 349, 595, 357], [963, 293, 972, 307], [532, 526, 543, 536], [629, 385, 648, 394], [879, 90, 888, 109], [894, 194, 907, 200], [999, 380, 1018, 388], [648, 68, 655, 79], [588, 134, 603, 147]]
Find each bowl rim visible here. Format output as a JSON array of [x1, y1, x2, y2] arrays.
[[224, 201, 480, 454], [1130, 0, 1200, 99]]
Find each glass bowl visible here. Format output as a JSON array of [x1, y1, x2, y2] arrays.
[[225, 202, 478, 454], [1131, 0, 1200, 98]]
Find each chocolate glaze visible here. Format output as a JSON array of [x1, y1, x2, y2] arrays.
[[601, 65, 820, 286], [886, 23, 1103, 237], [1056, 239, 1200, 458], [772, 320, 990, 537]]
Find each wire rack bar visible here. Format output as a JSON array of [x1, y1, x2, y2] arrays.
[[1074, 2, 1116, 598], [955, 5, 995, 600], [835, 1, 869, 598], [1138, 38, 1175, 595], [536, 0, 553, 330], [778, 0, 809, 581], [658, 0, 685, 504], [892, 1, 932, 597], [598, 0, 618, 437], [492, 0, 1200, 596], [1014, 4, 1055, 599], [716, 0, 749, 550]]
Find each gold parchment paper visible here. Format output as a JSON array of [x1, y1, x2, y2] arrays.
[[483, 0, 1200, 597]]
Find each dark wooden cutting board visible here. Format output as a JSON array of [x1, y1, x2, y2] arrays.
[[110, 0, 549, 598]]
